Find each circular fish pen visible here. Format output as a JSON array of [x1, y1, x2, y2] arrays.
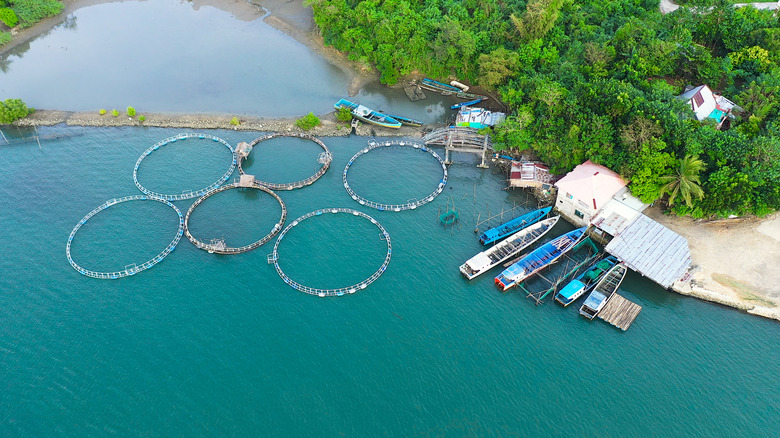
[[66, 195, 184, 279], [268, 208, 392, 297], [184, 183, 287, 254], [133, 133, 236, 201], [343, 140, 447, 211], [238, 132, 332, 190]]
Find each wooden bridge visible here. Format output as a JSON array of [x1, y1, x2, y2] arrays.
[[422, 127, 492, 167]]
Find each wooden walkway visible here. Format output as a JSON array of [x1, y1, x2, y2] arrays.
[[598, 294, 642, 331]]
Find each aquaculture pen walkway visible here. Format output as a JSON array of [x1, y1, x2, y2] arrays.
[[598, 293, 642, 331], [423, 127, 492, 167], [183, 182, 287, 254], [238, 132, 332, 190]]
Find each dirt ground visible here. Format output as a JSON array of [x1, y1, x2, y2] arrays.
[[646, 206, 780, 320]]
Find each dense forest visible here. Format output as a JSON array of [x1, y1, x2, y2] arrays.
[[307, 0, 780, 218]]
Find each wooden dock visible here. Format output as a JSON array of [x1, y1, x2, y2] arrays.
[[403, 84, 427, 101], [597, 293, 642, 331]]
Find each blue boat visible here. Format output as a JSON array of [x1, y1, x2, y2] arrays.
[[494, 227, 586, 291], [334, 99, 402, 129], [479, 207, 552, 245], [420, 78, 462, 95], [451, 98, 485, 110], [381, 113, 424, 127], [554, 256, 618, 307]]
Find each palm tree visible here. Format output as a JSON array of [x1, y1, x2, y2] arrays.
[[659, 154, 706, 207]]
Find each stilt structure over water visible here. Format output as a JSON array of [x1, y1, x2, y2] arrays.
[[423, 127, 491, 168]]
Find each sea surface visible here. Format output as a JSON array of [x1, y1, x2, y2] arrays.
[[1, 0, 779, 436]]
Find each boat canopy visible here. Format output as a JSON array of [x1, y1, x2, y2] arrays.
[[558, 280, 585, 300]]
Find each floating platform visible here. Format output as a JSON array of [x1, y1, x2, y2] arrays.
[[597, 293, 642, 331], [403, 84, 427, 101]]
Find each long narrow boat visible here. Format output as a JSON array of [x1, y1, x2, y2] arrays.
[[334, 99, 402, 129], [382, 113, 424, 127], [420, 78, 462, 95], [494, 227, 586, 291], [451, 98, 485, 110], [578, 263, 628, 319], [479, 206, 552, 245], [460, 216, 559, 280], [555, 255, 618, 307], [456, 91, 488, 100]]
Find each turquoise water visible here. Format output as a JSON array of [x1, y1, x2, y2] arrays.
[[0, 125, 778, 435]]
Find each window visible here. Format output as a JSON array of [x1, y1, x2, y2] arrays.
[[574, 210, 584, 219], [566, 192, 573, 199]]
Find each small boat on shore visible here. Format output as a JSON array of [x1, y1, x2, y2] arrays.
[[420, 78, 462, 95], [451, 98, 485, 110], [555, 256, 618, 307], [479, 207, 552, 245], [579, 262, 628, 319], [455, 91, 488, 100], [382, 113, 423, 127], [494, 227, 586, 291], [460, 216, 559, 280], [334, 99, 402, 129]]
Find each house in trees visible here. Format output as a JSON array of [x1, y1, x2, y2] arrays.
[[677, 85, 740, 129]]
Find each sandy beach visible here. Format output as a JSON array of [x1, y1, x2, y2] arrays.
[[4, 0, 779, 322]]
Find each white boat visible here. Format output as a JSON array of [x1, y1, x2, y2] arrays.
[[459, 217, 559, 280], [579, 263, 628, 319]]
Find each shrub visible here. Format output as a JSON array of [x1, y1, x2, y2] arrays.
[[99, 109, 106, 115], [295, 112, 320, 130], [335, 107, 353, 122], [138, 115, 146, 122], [230, 116, 240, 126], [0, 98, 31, 124], [126, 106, 136, 117], [111, 109, 119, 117], [0, 7, 18, 27], [11, 0, 63, 28]]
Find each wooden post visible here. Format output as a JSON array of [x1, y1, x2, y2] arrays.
[[477, 134, 489, 168], [445, 133, 452, 165]]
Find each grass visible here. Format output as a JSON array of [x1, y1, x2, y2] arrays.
[[712, 273, 777, 307]]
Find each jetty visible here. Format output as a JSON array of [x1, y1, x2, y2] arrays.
[[597, 293, 642, 331], [423, 126, 491, 168]]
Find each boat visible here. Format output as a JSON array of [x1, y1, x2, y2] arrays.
[[420, 78, 462, 95], [334, 99, 402, 129], [555, 256, 618, 307], [460, 216, 559, 280], [455, 91, 488, 100], [451, 98, 485, 110], [578, 262, 628, 319], [382, 113, 424, 127], [479, 206, 552, 245], [494, 227, 586, 291]]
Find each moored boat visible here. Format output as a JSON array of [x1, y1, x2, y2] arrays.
[[479, 206, 552, 245], [334, 99, 402, 129], [382, 113, 424, 127], [460, 216, 559, 280], [455, 91, 488, 100], [579, 262, 628, 319], [451, 98, 485, 110], [494, 227, 586, 291], [555, 256, 618, 307], [420, 78, 462, 95]]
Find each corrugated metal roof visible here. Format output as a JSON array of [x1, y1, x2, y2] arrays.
[[605, 214, 691, 289]]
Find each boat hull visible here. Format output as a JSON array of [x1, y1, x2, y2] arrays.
[[579, 263, 628, 319], [479, 206, 552, 245]]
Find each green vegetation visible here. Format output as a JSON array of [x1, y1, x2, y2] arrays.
[[99, 109, 106, 115], [335, 106, 353, 122], [111, 109, 119, 117], [138, 115, 146, 122], [0, 98, 31, 124], [0, 7, 18, 27], [126, 106, 136, 117], [0, 31, 10, 45], [660, 155, 706, 207], [8, 0, 64, 29], [309, 0, 780, 218], [230, 116, 240, 126], [295, 112, 321, 130]]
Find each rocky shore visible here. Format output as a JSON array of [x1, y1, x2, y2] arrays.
[[14, 109, 431, 138]]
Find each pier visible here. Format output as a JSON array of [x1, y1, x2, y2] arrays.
[[183, 182, 287, 254], [343, 140, 447, 211], [238, 132, 332, 190], [133, 133, 237, 201], [423, 127, 491, 167], [268, 208, 392, 297], [598, 294, 642, 330]]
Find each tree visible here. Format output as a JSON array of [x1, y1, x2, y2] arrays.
[[659, 154, 706, 207], [0, 98, 31, 124], [510, 0, 564, 43]]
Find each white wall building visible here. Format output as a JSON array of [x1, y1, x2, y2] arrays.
[[553, 160, 629, 227]]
